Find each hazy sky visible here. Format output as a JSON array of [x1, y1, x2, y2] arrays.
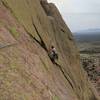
[[48, 0, 100, 32]]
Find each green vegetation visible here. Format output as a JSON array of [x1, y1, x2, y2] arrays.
[[52, 95, 60, 100], [9, 27, 20, 39]]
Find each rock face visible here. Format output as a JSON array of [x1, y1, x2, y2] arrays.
[[0, 0, 99, 100]]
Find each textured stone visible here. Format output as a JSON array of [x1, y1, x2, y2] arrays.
[[0, 0, 99, 100]]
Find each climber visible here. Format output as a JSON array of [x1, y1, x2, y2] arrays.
[[49, 46, 58, 63]]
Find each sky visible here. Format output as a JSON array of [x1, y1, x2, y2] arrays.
[[48, 0, 100, 32]]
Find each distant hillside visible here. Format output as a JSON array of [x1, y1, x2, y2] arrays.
[[75, 29, 100, 34], [74, 29, 100, 42]]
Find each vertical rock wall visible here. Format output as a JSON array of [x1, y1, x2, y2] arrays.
[[0, 0, 99, 100]]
